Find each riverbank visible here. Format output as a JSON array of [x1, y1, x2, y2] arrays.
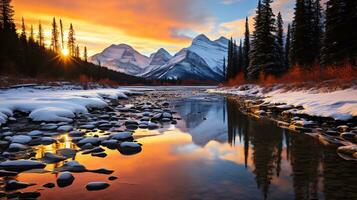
[[0, 85, 185, 199], [208, 84, 357, 161]]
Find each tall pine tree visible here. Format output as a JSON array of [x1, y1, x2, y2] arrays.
[[248, 0, 281, 79], [322, 0, 357, 66], [237, 39, 243, 74], [51, 17, 59, 52], [290, 0, 322, 68], [60, 19, 64, 50], [285, 24, 291, 68], [243, 17, 250, 78], [276, 12, 285, 70], [84, 46, 88, 62], [37, 21, 44, 47], [67, 23, 76, 57]]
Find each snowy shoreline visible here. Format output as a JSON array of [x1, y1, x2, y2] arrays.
[[207, 84, 357, 121], [0, 86, 147, 127]]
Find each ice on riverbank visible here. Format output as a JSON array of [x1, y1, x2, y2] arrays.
[[208, 84, 357, 121], [0, 87, 136, 126]]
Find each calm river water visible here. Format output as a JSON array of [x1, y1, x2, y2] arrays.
[[15, 90, 357, 200]]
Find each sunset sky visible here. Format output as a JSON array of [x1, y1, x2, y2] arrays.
[[13, 0, 296, 56]]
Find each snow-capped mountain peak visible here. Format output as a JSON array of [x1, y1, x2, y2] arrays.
[[90, 34, 229, 82], [89, 44, 150, 75]]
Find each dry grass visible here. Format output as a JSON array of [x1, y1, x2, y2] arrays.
[[225, 64, 357, 91]]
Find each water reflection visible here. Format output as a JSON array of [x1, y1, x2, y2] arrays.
[[1, 93, 356, 200], [174, 96, 357, 200]]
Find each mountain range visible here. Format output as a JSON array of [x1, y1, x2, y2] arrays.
[[89, 34, 229, 82]]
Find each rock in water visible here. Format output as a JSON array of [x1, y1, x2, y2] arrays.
[[118, 142, 142, 155], [0, 160, 46, 172], [43, 183, 55, 188], [0, 170, 18, 177], [11, 135, 32, 144], [56, 172, 75, 187], [110, 132, 133, 141], [19, 192, 41, 199], [57, 125, 73, 132], [82, 147, 105, 155], [77, 137, 101, 146], [7, 143, 31, 152], [88, 168, 114, 175], [42, 152, 66, 163], [85, 182, 110, 191], [5, 180, 35, 191], [108, 176, 118, 181], [58, 161, 87, 172], [56, 148, 77, 158]]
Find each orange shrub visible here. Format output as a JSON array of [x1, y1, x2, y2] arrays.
[[224, 63, 357, 87]]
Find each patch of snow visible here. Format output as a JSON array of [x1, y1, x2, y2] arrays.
[[208, 85, 357, 121], [0, 87, 134, 125]]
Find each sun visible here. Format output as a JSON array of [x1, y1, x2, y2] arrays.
[[61, 48, 69, 57]]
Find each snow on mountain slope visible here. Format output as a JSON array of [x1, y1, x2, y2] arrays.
[[90, 34, 229, 81], [89, 44, 150, 75], [143, 48, 222, 81], [188, 34, 228, 75], [143, 34, 228, 81], [140, 48, 172, 75]]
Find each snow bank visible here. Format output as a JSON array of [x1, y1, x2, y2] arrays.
[[0, 87, 134, 125], [208, 85, 357, 121]]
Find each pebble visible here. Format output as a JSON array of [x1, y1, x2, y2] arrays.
[[57, 125, 73, 132], [85, 182, 110, 191], [91, 152, 107, 158], [43, 183, 55, 188], [42, 152, 66, 163], [11, 135, 32, 144], [82, 147, 105, 155], [108, 176, 118, 181], [56, 172, 75, 187], [0, 160, 46, 172], [5, 180, 35, 191], [77, 137, 101, 146], [0, 170, 18, 177], [7, 143, 30, 152], [110, 132, 133, 141]]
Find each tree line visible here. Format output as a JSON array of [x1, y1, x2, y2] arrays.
[[0, 0, 145, 85], [224, 0, 357, 82]]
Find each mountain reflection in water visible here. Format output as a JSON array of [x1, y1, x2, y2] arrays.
[[173, 95, 357, 200], [7, 93, 357, 200]]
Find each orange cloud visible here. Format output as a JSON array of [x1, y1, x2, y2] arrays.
[[12, 0, 209, 55]]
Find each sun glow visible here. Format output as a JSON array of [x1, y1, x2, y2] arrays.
[[61, 48, 69, 57]]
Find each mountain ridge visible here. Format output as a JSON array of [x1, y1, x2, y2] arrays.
[[89, 34, 229, 82]]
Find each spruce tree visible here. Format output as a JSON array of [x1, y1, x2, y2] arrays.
[[276, 12, 285, 70], [84, 46, 88, 62], [223, 57, 226, 81], [243, 17, 250, 77], [75, 45, 80, 58], [285, 24, 291, 68], [51, 17, 59, 52], [248, 0, 281, 79], [38, 21, 44, 47], [232, 40, 238, 77], [290, 0, 322, 68], [227, 38, 233, 80], [67, 23, 76, 57], [29, 25, 34, 43], [0, 0, 14, 31], [322, 0, 357, 66], [60, 19, 64, 50], [238, 39, 243, 74], [20, 17, 26, 41]]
